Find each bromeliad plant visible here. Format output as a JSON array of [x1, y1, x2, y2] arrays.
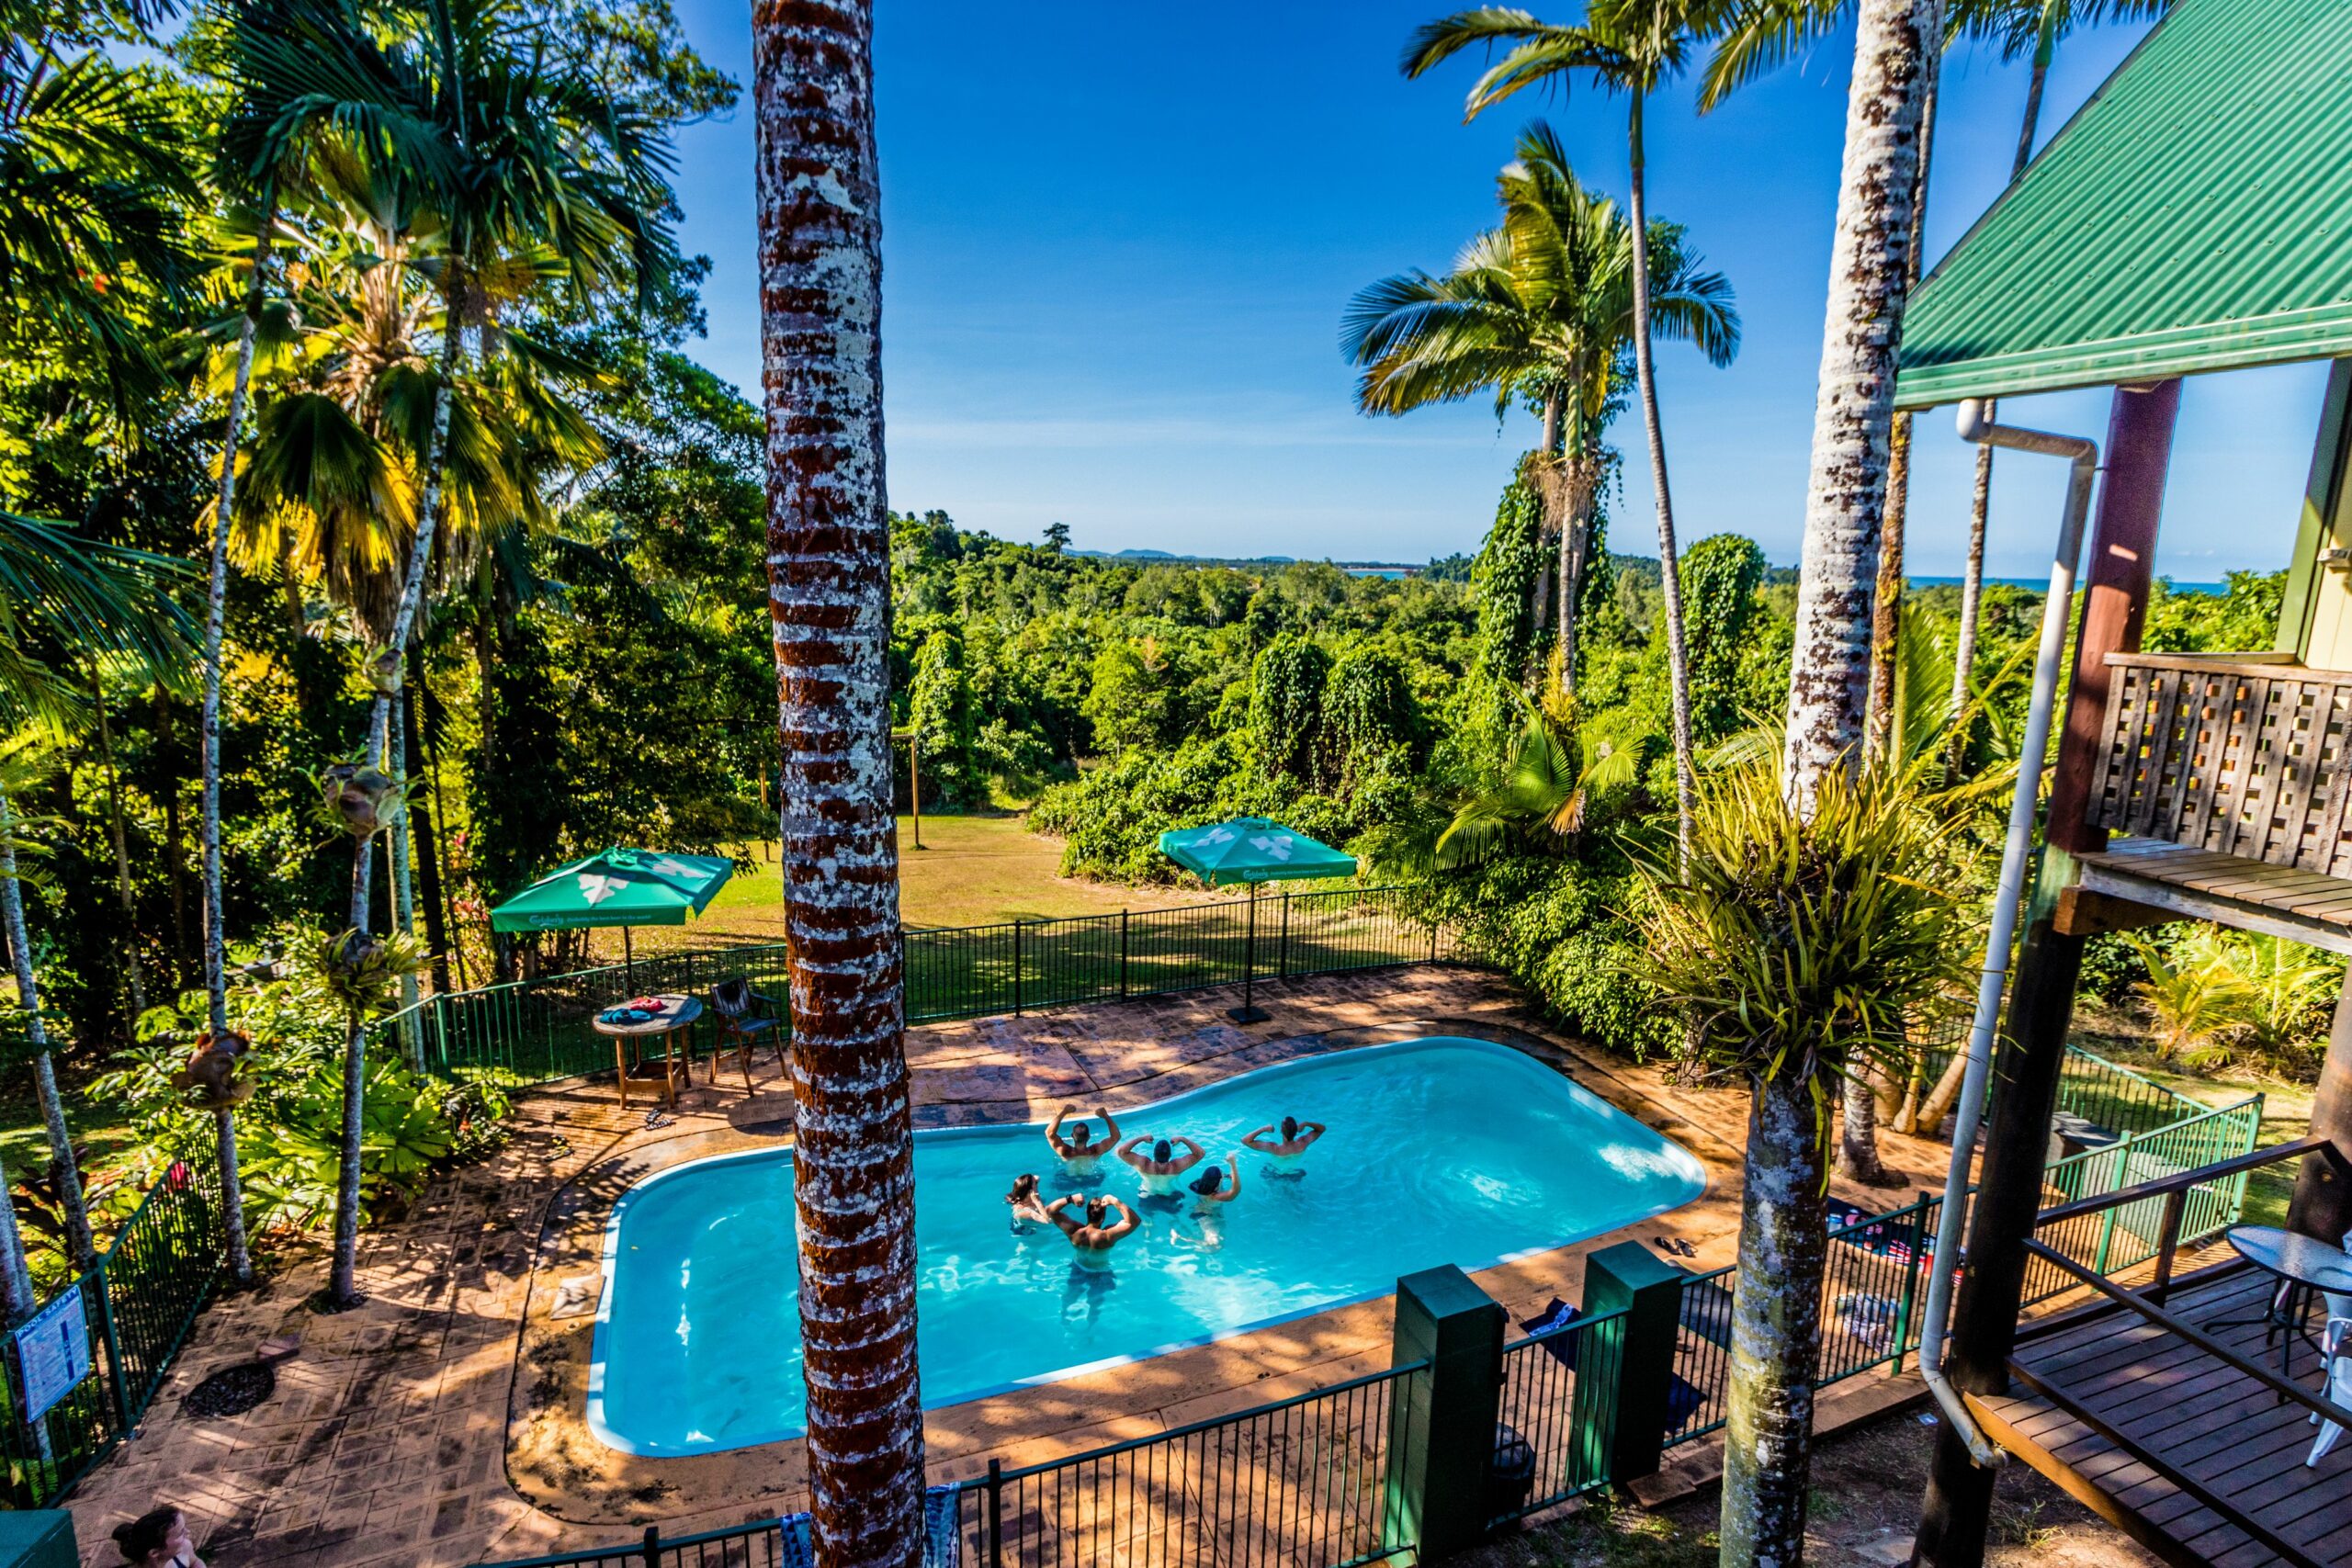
[[1630, 753, 1973, 1562]]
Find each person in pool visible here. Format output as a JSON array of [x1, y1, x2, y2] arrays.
[[1242, 1115, 1326, 1178], [1005, 1173, 1053, 1232], [1173, 1156, 1242, 1250], [1046, 1193, 1138, 1267], [1117, 1134, 1205, 1197], [1046, 1104, 1121, 1178]]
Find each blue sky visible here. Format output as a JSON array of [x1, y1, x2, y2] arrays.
[[662, 1, 2322, 581]]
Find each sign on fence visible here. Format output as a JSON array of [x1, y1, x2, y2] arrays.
[[14, 1286, 91, 1423]]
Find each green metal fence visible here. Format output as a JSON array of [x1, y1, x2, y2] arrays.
[[1, 1152, 224, 1508], [384, 886, 1443, 1086]]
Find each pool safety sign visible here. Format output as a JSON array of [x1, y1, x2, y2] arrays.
[[14, 1286, 92, 1422]]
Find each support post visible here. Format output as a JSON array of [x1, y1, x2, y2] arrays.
[[1916, 378, 2177, 1568], [1384, 1265, 1504, 1562], [1572, 1240, 1688, 1487], [2289, 969, 2352, 1240], [1012, 919, 1023, 1017], [1915, 891, 2086, 1568], [1118, 909, 1129, 1000], [1229, 883, 1267, 1024]]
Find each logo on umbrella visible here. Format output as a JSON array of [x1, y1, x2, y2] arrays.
[[579, 873, 622, 905]]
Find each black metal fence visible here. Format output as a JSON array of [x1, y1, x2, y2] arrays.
[[1, 1152, 223, 1508], [383, 886, 1443, 1087], [1493, 1305, 1628, 1523]]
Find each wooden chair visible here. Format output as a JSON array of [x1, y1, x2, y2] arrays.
[[709, 977, 785, 1090]]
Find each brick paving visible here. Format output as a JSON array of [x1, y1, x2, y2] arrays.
[[62, 964, 1963, 1567]]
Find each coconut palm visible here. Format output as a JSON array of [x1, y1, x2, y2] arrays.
[[1344, 121, 1737, 702], [1405, 0, 1740, 864], [753, 3, 926, 1564]]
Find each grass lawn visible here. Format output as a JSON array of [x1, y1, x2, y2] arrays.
[[3, 814, 1222, 1179]]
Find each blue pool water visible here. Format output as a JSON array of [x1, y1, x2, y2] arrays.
[[588, 1036, 1706, 1455]]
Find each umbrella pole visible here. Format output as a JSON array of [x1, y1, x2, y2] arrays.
[[624, 926, 634, 994], [1230, 881, 1269, 1026]]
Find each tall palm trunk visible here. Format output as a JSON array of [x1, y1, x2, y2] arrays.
[[1729, 0, 1943, 1562], [0, 1146, 30, 1325], [202, 213, 273, 1288], [404, 669, 452, 995], [1948, 48, 2052, 729], [92, 676, 147, 1026], [754, 4, 926, 1564], [1847, 73, 1939, 1187], [1625, 93, 1698, 868], [325, 326, 458, 1308], [0, 786, 93, 1270]]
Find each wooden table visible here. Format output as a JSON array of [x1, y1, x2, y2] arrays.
[[592, 994, 703, 1111]]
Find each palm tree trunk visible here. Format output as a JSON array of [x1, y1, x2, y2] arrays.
[[1862, 79, 1937, 767], [0, 786, 93, 1271], [1736, 0, 1943, 1560], [202, 212, 272, 1289], [91, 675, 147, 1027], [0, 1146, 32, 1325], [404, 670, 452, 996], [1722, 1066, 1829, 1568], [389, 694, 419, 1026], [326, 326, 458, 1309], [1947, 53, 2050, 739], [1625, 93, 1698, 869], [754, 4, 927, 1563], [1562, 485, 1594, 704]]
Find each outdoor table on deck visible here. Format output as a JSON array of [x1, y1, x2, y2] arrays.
[[2216, 1224, 2352, 1385], [592, 994, 703, 1111]]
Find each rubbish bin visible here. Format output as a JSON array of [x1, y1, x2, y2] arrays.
[[1488, 1422, 1538, 1523]]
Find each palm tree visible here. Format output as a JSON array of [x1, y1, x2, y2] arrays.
[[1405, 0, 1736, 864], [0, 515, 192, 1287], [1344, 121, 1737, 702], [753, 2, 926, 1563], [279, 0, 675, 1309], [1719, 0, 1942, 1560]]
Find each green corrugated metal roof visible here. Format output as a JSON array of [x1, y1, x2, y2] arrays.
[[1894, 0, 2352, 411]]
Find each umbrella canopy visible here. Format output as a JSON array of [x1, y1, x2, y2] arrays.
[[1158, 818, 1357, 888], [489, 847, 735, 933]]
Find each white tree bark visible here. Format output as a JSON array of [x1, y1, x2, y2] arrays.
[[1625, 94, 1699, 867], [1731, 0, 1944, 1562], [754, 3, 927, 1564], [1779, 0, 1946, 809], [0, 784, 93, 1271], [201, 218, 271, 1288]]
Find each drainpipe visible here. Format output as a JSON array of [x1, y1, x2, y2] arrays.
[[1916, 399, 2099, 1467]]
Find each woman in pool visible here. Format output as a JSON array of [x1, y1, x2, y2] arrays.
[[1005, 1174, 1053, 1232], [1117, 1133, 1205, 1198], [1242, 1115, 1326, 1178], [1046, 1193, 1138, 1268], [1046, 1104, 1120, 1179], [1173, 1156, 1242, 1250]]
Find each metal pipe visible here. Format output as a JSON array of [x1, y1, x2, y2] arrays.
[[1916, 398, 2099, 1467]]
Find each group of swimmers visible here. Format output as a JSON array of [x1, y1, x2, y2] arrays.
[[1004, 1104, 1328, 1269]]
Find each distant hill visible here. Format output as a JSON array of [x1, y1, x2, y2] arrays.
[[1071, 548, 1434, 577]]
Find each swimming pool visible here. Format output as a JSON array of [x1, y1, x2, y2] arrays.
[[587, 1035, 1706, 1455]]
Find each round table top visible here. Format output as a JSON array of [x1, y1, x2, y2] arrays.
[[591, 994, 703, 1038], [2226, 1224, 2352, 1292]]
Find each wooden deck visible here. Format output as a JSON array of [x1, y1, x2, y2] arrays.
[[1970, 1267, 2352, 1567], [2075, 837, 2352, 954]]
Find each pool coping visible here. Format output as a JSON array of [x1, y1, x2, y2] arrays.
[[501, 999, 1790, 1529], [582, 1035, 1712, 1457]]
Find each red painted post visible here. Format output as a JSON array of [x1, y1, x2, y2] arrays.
[[2045, 378, 2182, 857]]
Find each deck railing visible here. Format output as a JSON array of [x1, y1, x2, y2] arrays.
[[0, 1152, 223, 1508], [2087, 651, 2352, 872], [2014, 1136, 2346, 1568], [384, 886, 1443, 1086]]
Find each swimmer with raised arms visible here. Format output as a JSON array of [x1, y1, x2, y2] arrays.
[[1046, 1104, 1120, 1179], [1242, 1115, 1326, 1178], [1117, 1134, 1204, 1197], [1046, 1194, 1139, 1269]]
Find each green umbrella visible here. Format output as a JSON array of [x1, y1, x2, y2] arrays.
[[489, 847, 735, 987], [1158, 818, 1357, 1022]]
